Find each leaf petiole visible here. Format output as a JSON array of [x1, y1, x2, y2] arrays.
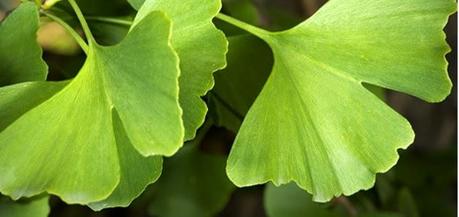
[[215, 13, 270, 39], [85, 16, 133, 27], [41, 11, 89, 54], [68, 0, 96, 45]]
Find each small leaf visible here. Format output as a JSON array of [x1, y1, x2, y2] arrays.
[[0, 11, 181, 204], [226, 0, 456, 201], [0, 195, 50, 217], [135, 0, 228, 140], [0, 2, 47, 86]]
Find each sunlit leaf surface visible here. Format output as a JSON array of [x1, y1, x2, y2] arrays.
[[0, 11, 181, 205], [227, 0, 456, 201], [135, 0, 228, 140]]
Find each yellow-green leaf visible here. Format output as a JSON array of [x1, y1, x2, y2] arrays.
[[224, 0, 456, 202]]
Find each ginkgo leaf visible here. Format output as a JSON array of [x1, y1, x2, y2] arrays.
[[0, 11, 181, 204], [0, 2, 47, 86], [88, 112, 162, 210], [0, 82, 67, 131], [0, 195, 50, 217], [135, 0, 228, 140], [224, 0, 456, 202]]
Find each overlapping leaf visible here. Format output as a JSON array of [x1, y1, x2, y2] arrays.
[[0, 2, 47, 85], [226, 0, 456, 201], [135, 0, 228, 140], [0, 10, 181, 205]]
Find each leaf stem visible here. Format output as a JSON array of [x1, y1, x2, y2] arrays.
[[42, 0, 62, 9], [68, 0, 95, 45], [216, 13, 270, 39], [41, 11, 89, 54], [85, 16, 133, 27]]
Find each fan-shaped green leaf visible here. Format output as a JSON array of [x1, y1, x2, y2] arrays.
[[0, 11, 181, 204], [0, 2, 47, 85], [135, 0, 228, 140], [225, 0, 456, 202]]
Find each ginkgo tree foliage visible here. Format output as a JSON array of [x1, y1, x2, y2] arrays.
[[0, 0, 455, 215]]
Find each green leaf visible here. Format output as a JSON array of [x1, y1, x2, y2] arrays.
[[87, 112, 162, 211], [0, 2, 47, 86], [224, 0, 456, 202], [0, 195, 50, 217], [0, 82, 67, 132], [135, 0, 228, 140], [148, 140, 235, 217], [210, 35, 272, 131], [0, 11, 181, 204], [265, 183, 340, 217]]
